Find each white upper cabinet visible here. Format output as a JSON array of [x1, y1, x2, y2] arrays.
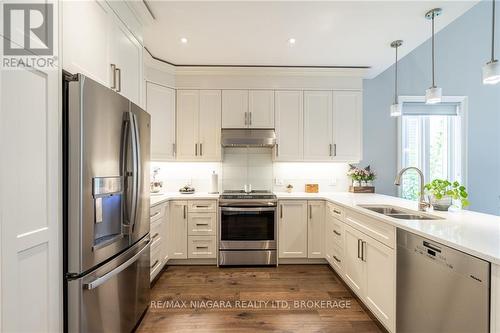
[[146, 82, 176, 161], [274, 91, 303, 161], [177, 90, 221, 161], [108, 20, 142, 105], [222, 90, 274, 128], [176, 90, 199, 160], [278, 201, 308, 258], [62, 0, 110, 86], [222, 90, 248, 128], [248, 90, 274, 128], [198, 90, 222, 160], [62, 0, 143, 105], [303, 91, 333, 160], [332, 91, 362, 162]]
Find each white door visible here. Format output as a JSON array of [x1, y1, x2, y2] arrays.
[[108, 19, 142, 105], [222, 90, 248, 128], [198, 90, 222, 161], [278, 201, 308, 258], [303, 91, 333, 160], [1, 8, 61, 330], [248, 90, 274, 128], [364, 238, 395, 332], [307, 201, 325, 258], [62, 0, 110, 87], [332, 91, 362, 162], [146, 82, 176, 161], [176, 90, 199, 160], [275, 91, 303, 161], [169, 201, 188, 259], [343, 224, 365, 297]]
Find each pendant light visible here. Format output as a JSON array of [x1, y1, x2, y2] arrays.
[[390, 40, 403, 117], [425, 8, 443, 104], [483, 0, 500, 85]]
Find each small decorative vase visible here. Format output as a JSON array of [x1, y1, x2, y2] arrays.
[[430, 195, 453, 211], [286, 186, 293, 193], [353, 180, 361, 187]]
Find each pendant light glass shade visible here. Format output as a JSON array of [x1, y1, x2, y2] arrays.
[[483, 60, 500, 84], [390, 40, 403, 117], [425, 8, 443, 104], [483, 0, 499, 85], [425, 86, 442, 104]]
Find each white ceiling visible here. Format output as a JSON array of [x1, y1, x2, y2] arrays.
[[144, 1, 479, 78]]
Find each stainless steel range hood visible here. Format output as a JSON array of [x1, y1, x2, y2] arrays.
[[221, 129, 276, 147]]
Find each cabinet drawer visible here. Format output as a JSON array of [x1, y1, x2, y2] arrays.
[[151, 219, 162, 246], [150, 204, 166, 223], [344, 209, 395, 249], [188, 200, 217, 213], [188, 236, 216, 259], [188, 213, 216, 236], [150, 244, 162, 281], [327, 217, 344, 248], [327, 202, 344, 220], [330, 244, 343, 273]]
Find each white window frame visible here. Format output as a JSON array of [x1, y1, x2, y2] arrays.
[[396, 96, 468, 198]]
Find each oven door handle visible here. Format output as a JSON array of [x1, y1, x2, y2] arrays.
[[220, 207, 276, 212]]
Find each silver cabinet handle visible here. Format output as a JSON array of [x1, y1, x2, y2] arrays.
[[200, 143, 203, 156], [361, 241, 367, 262], [150, 211, 161, 219], [333, 143, 337, 157], [183, 205, 187, 219], [196, 205, 209, 208], [84, 239, 149, 290], [152, 233, 160, 240], [195, 143, 198, 156], [333, 255, 341, 263], [110, 64, 117, 89], [115, 67, 121, 92], [280, 204, 283, 219], [150, 259, 159, 269], [196, 246, 209, 249], [357, 239, 362, 259], [195, 223, 209, 226], [276, 143, 279, 157], [249, 112, 252, 125], [333, 230, 341, 236], [244, 112, 248, 125], [173, 143, 176, 156], [309, 205, 312, 219], [329, 144, 332, 156], [333, 209, 341, 215]]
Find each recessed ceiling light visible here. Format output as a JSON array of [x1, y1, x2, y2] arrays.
[[288, 38, 296, 45], [180, 37, 188, 44]]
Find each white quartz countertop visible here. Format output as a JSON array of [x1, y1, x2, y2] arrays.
[[150, 192, 220, 206], [149, 191, 500, 264], [277, 192, 500, 265]]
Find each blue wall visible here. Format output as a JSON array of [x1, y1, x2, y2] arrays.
[[363, 1, 500, 215]]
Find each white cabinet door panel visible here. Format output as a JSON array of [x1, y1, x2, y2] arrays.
[[332, 91, 362, 162], [303, 91, 333, 160], [222, 90, 248, 128], [198, 90, 221, 160], [343, 224, 365, 297], [278, 201, 308, 258], [169, 201, 188, 259], [275, 91, 303, 161], [176, 90, 199, 160], [307, 201, 325, 258], [248, 90, 274, 128], [147, 82, 175, 160]]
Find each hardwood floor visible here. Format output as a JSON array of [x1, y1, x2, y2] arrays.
[[136, 265, 383, 333]]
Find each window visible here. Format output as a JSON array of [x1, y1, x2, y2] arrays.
[[398, 98, 466, 201]]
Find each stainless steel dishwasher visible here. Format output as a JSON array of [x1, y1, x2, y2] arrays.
[[397, 229, 490, 333]]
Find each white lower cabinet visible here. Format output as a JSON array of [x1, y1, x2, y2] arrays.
[[336, 215, 396, 333], [278, 201, 308, 258], [169, 201, 188, 259], [188, 236, 217, 259], [150, 202, 168, 281], [307, 201, 325, 258]]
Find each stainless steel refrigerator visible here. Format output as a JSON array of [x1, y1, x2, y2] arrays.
[[63, 72, 150, 332]]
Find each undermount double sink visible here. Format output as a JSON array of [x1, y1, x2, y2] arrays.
[[358, 205, 444, 221]]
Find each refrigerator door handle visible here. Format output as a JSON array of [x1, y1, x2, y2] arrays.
[[83, 238, 150, 290], [131, 112, 141, 234], [122, 112, 139, 234]]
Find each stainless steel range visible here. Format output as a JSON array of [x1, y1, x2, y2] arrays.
[[219, 190, 277, 266]]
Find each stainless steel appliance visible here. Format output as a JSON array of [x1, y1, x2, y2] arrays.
[[219, 190, 277, 266], [397, 229, 490, 333], [221, 129, 276, 147], [63, 72, 151, 333]]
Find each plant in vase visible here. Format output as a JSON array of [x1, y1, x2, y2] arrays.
[[348, 164, 376, 187], [424, 179, 470, 211]]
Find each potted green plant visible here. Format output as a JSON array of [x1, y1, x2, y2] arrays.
[[424, 179, 470, 211]]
